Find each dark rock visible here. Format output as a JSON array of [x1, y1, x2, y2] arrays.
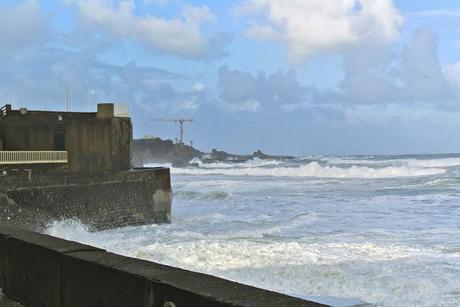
[[132, 137, 295, 167], [132, 138, 202, 167], [253, 149, 294, 160]]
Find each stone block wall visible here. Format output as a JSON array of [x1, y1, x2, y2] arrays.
[[0, 168, 171, 231]]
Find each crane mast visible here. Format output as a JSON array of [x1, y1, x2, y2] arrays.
[[152, 118, 193, 145]]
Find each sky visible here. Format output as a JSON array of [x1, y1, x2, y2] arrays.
[[2, 0, 460, 155]]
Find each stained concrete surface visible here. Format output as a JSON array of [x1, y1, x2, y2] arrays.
[[0, 225, 327, 307]]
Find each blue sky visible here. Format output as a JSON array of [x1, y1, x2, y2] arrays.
[[2, 0, 460, 155]]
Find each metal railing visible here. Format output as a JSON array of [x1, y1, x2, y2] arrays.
[[1, 104, 11, 117], [0, 151, 68, 164]]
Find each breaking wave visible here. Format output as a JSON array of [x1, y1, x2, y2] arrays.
[[188, 157, 283, 169], [133, 239, 460, 306], [172, 162, 446, 179], [323, 156, 460, 168], [174, 190, 231, 201], [406, 157, 460, 168]]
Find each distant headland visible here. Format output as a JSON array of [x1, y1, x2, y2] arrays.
[[132, 137, 294, 167]]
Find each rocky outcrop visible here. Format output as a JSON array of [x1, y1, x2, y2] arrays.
[[132, 137, 294, 167], [132, 138, 201, 167], [252, 149, 294, 160], [201, 149, 294, 164]]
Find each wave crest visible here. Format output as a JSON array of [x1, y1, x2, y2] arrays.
[[174, 190, 231, 201], [324, 156, 460, 168], [172, 162, 446, 179], [189, 157, 283, 169]]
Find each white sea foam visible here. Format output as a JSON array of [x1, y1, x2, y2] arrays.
[[171, 162, 446, 178], [46, 209, 460, 307], [320, 156, 380, 165], [323, 156, 460, 169], [136, 241, 421, 269], [405, 157, 460, 168], [188, 157, 283, 169], [45, 219, 92, 241], [46, 154, 460, 307], [174, 190, 232, 201], [133, 240, 459, 306]]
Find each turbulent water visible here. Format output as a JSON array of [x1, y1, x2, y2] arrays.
[[47, 154, 460, 306]]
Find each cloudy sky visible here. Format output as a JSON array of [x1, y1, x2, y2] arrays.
[[2, 0, 460, 155]]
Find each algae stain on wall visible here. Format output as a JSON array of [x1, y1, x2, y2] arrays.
[[153, 189, 172, 223]]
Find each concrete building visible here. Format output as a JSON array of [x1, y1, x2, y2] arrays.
[[0, 103, 131, 173], [0, 103, 172, 231]]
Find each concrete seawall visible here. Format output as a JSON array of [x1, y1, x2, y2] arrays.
[[0, 225, 326, 307], [0, 168, 171, 231]]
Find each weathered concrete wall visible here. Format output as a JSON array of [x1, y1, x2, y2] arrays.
[[0, 290, 23, 307], [0, 225, 325, 307], [0, 168, 171, 231], [0, 108, 132, 173]]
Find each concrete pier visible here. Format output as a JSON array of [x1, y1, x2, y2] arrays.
[[0, 168, 172, 231], [0, 225, 326, 307]]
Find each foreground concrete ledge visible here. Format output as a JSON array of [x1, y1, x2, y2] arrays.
[[0, 225, 327, 307], [0, 168, 171, 191]]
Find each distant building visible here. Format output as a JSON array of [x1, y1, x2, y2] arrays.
[[0, 103, 132, 173]]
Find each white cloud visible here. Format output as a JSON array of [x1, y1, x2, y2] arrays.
[[237, 99, 260, 112], [340, 28, 454, 105], [237, 0, 403, 62], [399, 28, 452, 102], [143, 0, 171, 5], [0, 46, 207, 115], [444, 62, 460, 93], [177, 97, 200, 111], [218, 27, 456, 114], [193, 82, 205, 92], [245, 24, 278, 41], [0, 0, 48, 50], [70, 0, 225, 58], [218, 66, 312, 112]]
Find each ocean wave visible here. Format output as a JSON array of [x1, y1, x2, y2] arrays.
[[47, 220, 460, 307], [321, 157, 399, 165], [406, 158, 460, 168], [188, 157, 283, 169], [45, 219, 93, 241], [174, 190, 231, 201], [134, 240, 457, 307], [323, 156, 460, 169], [137, 241, 421, 270], [171, 162, 446, 178]]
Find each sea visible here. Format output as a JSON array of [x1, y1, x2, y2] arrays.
[[46, 154, 460, 306]]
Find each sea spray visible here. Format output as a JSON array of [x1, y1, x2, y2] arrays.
[[171, 161, 446, 178], [48, 154, 460, 306]]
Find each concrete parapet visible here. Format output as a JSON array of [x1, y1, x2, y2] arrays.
[[0, 225, 326, 307]]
